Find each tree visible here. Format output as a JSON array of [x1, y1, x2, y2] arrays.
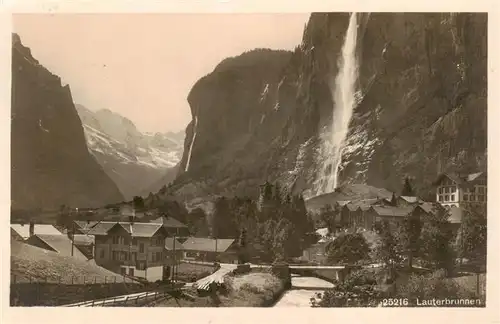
[[187, 208, 210, 237], [212, 196, 238, 239], [401, 177, 415, 196], [397, 212, 423, 270], [420, 204, 455, 276], [459, 202, 487, 264], [237, 228, 248, 264], [326, 233, 371, 265], [133, 196, 144, 209], [375, 220, 400, 277]]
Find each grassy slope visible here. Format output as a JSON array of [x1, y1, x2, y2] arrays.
[[149, 270, 285, 307], [11, 240, 128, 284]]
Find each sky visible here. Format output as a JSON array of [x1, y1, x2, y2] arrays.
[[13, 13, 310, 133]]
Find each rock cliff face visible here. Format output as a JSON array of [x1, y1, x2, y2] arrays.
[[76, 105, 184, 200], [169, 13, 487, 205], [11, 34, 124, 210]]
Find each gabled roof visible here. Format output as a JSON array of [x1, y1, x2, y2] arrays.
[[116, 222, 164, 238], [165, 237, 185, 250], [27, 234, 89, 261], [74, 220, 99, 233], [399, 196, 422, 204], [86, 222, 116, 236], [151, 216, 187, 228], [434, 172, 486, 186], [416, 202, 439, 215], [181, 237, 236, 253], [371, 206, 414, 217], [11, 224, 62, 239]]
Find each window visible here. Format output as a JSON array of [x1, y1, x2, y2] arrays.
[[139, 243, 145, 253], [478, 187, 485, 194], [132, 238, 137, 245], [479, 195, 485, 202], [137, 261, 146, 270], [100, 249, 105, 259], [470, 195, 476, 201], [439, 187, 443, 194], [120, 267, 126, 275], [444, 187, 449, 193], [451, 194, 455, 201], [463, 195, 469, 201], [445, 195, 449, 201], [119, 252, 125, 261], [129, 268, 134, 276], [112, 236, 119, 244], [131, 252, 137, 261], [112, 251, 118, 261], [156, 252, 161, 262]]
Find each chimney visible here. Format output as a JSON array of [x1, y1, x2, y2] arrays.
[[29, 220, 35, 237]]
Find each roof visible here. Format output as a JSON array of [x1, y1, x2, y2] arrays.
[[11, 224, 62, 239], [315, 227, 329, 237], [371, 206, 414, 217], [165, 237, 185, 250], [416, 202, 439, 215], [181, 237, 236, 253], [28, 234, 89, 261], [434, 172, 486, 186], [73, 234, 95, 246], [86, 222, 116, 235], [151, 216, 187, 228], [74, 220, 99, 233], [399, 196, 422, 204], [448, 207, 463, 224], [116, 222, 164, 237]]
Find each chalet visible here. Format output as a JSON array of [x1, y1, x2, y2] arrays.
[[433, 172, 487, 208], [11, 222, 62, 241], [25, 234, 90, 261], [181, 237, 240, 264], [365, 206, 415, 229], [87, 221, 181, 282]]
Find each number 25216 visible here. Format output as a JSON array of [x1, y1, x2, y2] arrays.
[[382, 298, 409, 307]]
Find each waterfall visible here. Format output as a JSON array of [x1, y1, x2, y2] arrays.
[[315, 12, 360, 195], [184, 116, 198, 172]]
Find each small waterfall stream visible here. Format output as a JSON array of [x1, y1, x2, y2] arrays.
[[314, 12, 360, 196], [184, 116, 198, 172]]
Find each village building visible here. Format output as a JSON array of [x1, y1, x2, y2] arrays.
[[433, 172, 487, 208], [181, 237, 240, 264], [87, 220, 184, 282]]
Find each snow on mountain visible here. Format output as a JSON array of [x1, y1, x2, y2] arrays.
[[76, 104, 184, 200]]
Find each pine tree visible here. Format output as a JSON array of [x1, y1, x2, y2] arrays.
[[401, 177, 415, 196], [212, 196, 237, 239], [375, 220, 400, 279]]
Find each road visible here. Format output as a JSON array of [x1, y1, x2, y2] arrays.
[[273, 275, 333, 307]]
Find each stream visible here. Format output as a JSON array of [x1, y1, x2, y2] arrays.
[[273, 275, 334, 307]]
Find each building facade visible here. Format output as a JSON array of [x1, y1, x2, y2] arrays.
[[88, 221, 181, 282], [434, 172, 487, 208]]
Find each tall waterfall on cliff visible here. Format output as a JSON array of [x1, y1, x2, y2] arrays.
[[315, 12, 360, 196], [184, 116, 198, 172]]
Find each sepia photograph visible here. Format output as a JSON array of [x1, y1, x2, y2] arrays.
[[8, 11, 488, 309]]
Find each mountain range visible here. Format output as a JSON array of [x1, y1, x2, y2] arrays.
[[75, 105, 184, 200]]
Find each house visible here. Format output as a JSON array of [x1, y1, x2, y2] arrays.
[[433, 172, 487, 207], [11, 222, 62, 241], [25, 234, 90, 261], [181, 237, 239, 264], [365, 206, 415, 229], [72, 234, 95, 259], [87, 221, 181, 282]]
